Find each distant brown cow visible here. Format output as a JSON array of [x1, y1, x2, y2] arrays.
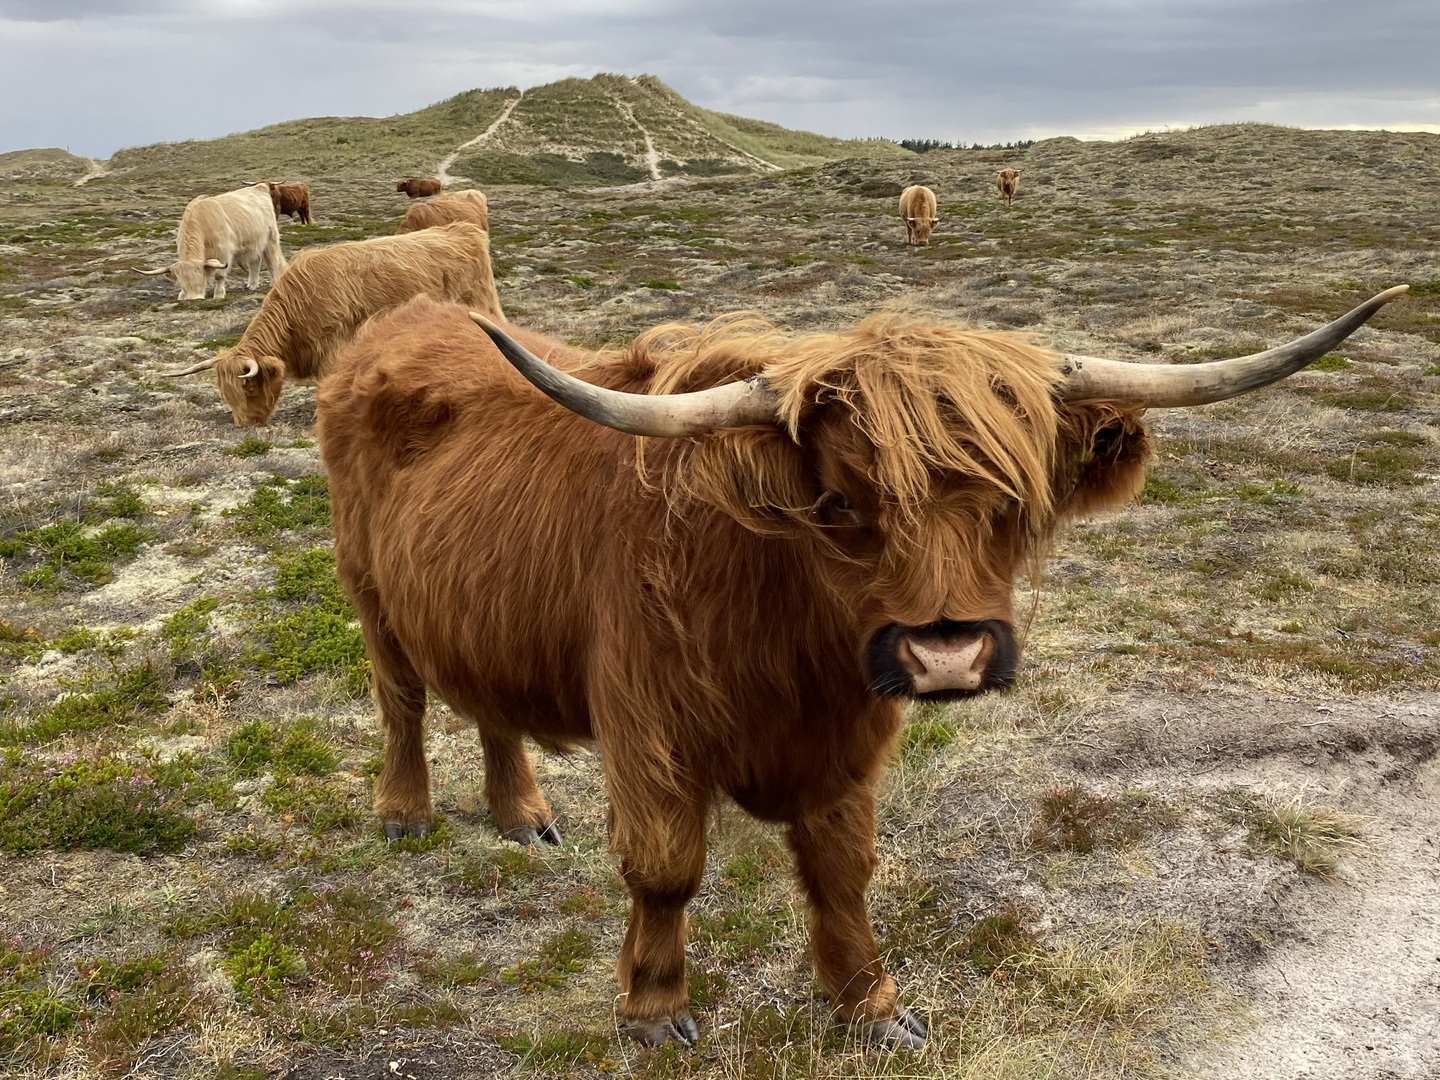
[[898, 185, 938, 245], [396, 188, 489, 234], [163, 222, 504, 426], [396, 177, 443, 198], [268, 182, 313, 225], [997, 168, 1020, 207]]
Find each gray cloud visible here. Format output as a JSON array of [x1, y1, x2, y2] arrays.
[[2, 0, 1437, 157]]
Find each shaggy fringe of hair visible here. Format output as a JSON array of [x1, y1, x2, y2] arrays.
[[628, 311, 1065, 520]]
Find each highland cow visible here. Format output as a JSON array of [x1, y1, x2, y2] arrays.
[[314, 284, 1405, 1049]]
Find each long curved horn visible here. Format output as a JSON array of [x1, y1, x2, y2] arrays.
[[1055, 286, 1408, 407], [161, 356, 219, 376], [238, 358, 259, 379], [469, 313, 780, 437], [133, 266, 171, 276]]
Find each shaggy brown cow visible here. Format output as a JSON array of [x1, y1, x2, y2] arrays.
[[268, 181, 314, 225], [165, 223, 503, 425], [396, 177, 443, 198], [899, 184, 938, 245], [316, 287, 1405, 1050], [396, 188, 489, 234], [997, 168, 1021, 207], [134, 182, 285, 300]]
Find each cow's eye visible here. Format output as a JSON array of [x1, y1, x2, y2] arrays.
[[818, 491, 866, 528]]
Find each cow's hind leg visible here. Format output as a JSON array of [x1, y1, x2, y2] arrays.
[[480, 731, 560, 846], [363, 612, 432, 839], [788, 786, 926, 1048], [614, 794, 707, 1047]]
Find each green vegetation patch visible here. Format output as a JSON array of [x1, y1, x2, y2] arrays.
[[900, 702, 959, 761], [457, 150, 647, 187], [225, 474, 330, 543], [499, 1030, 617, 1072], [75, 952, 197, 1070], [214, 886, 402, 999], [224, 717, 339, 779], [243, 547, 368, 695], [1, 519, 152, 591], [1, 661, 166, 747], [1307, 353, 1352, 372], [224, 436, 274, 459], [448, 846, 549, 894], [0, 752, 206, 856], [1328, 431, 1432, 486], [0, 938, 77, 1061], [499, 928, 592, 994]]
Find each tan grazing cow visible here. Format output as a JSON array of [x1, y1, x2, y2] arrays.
[[396, 177, 443, 198], [163, 222, 504, 426], [899, 185, 939, 245], [997, 168, 1020, 207], [134, 182, 285, 300], [396, 189, 490, 234]]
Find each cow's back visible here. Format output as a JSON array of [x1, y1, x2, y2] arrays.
[[178, 184, 279, 264]]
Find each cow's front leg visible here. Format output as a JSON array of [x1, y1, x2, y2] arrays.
[[614, 793, 707, 1047], [210, 271, 227, 300], [787, 786, 927, 1048]]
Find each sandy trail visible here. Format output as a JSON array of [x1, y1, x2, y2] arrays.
[[435, 94, 522, 185]]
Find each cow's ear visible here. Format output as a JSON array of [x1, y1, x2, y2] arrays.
[[683, 425, 813, 535], [1056, 405, 1151, 520]]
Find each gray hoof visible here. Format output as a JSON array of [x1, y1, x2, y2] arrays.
[[622, 1011, 699, 1047], [503, 822, 562, 847], [383, 821, 430, 842], [858, 1008, 927, 1049], [384, 822, 405, 842]]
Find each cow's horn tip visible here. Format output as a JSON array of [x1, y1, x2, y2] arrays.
[[468, 311, 497, 331]]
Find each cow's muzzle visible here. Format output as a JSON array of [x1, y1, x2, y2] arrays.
[[866, 619, 1016, 700]]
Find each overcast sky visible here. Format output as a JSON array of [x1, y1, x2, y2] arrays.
[[2, 0, 1438, 158]]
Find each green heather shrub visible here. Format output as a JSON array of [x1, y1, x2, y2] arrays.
[[216, 886, 401, 998], [0, 754, 204, 856], [1, 519, 152, 590], [244, 548, 368, 695], [0, 662, 166, 746], [225, 718, 338, 779], [499, 928, 593, 993], [224, 474, 330, 542]]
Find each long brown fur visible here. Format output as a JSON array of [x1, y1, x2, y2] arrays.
[[267, 181, 313, 224], [396, 177, 443, 198], [317, 296, 1150, 1033], [396, 189, 489, 234], [211, 223, 504, 425]]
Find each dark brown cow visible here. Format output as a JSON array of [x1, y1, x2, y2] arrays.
[[997, 168, 1020, 207], [396, 188, 489, 234], [395, 177, 443, 198], [267, 181, 313, 225], [316, 287, 1405, 1050]]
